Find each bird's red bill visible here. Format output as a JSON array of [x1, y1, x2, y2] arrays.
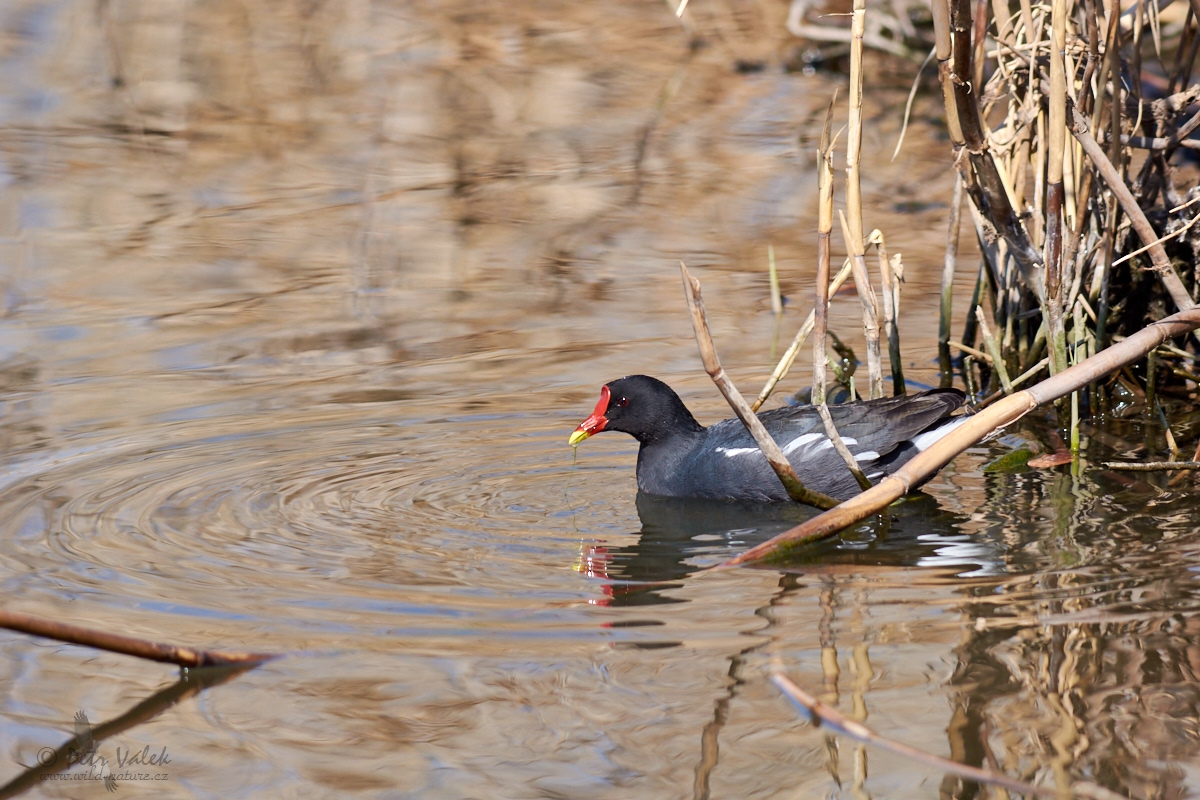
[[569, 385, 610, 446]]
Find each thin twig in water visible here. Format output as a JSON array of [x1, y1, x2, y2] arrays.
[[772, 671, 1131, 799]]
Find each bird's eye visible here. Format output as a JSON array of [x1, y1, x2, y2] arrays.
[[617, 397, 629, 407]]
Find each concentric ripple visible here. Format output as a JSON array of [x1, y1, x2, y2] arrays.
[[0, 406, 632, 637]]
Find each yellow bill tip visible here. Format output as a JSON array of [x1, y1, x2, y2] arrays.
[[568, 429, 590, 447]]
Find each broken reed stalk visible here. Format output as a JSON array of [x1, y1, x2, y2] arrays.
[[814, 97, 837, 407], [939, 172, 964, 385], [0, 607, 277, 668], [751, 260, 853, 411], [974, 306, 1014, 392], [1044, 0, 1070, 375], [1067, 103, 1198, 320], [843, 0, 882, 401], [770, 673, 1067, 799], [679, 262, 839, 509], [717, 307, 1200, 567], [838, 211, 883, 400], [872, 230, 906, 395]]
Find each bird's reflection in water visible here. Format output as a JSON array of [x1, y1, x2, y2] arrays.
[[580, 491, 1002, 607]]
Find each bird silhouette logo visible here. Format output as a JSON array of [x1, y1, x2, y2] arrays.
[[67, 710, 118, 792], [67, 711, 97, 766]]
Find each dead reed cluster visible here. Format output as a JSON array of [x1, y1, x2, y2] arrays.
[[931, 0, 1200, 442]]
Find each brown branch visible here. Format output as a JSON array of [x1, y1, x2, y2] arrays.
[[717, 307, 1200, 566], [0, 608, 278, 668], [680, 263, 839, 509]]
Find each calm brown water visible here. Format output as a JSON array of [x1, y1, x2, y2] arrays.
[[1, 1, 1199, 798]]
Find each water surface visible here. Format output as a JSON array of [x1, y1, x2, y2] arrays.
[[1, 1, 1199, 798]]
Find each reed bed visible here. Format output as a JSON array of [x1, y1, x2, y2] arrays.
[[681, 0, 1200, 541], [787, 0, 1200, 418]]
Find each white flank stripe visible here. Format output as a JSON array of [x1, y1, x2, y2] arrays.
[[910, 416, 970, 451], [782, 432, 823, 455], [716, 446, 759, 458], [817, 436, 857, 452], [854, 450, 879, 462]]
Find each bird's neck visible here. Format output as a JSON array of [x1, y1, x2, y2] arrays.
[[634, 425, 704, 494]]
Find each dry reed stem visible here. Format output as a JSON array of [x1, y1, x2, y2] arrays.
[[770, 672, 1080, 799], [843, 0, 883, 401], [814, 97, 837, 407], [1067, 102, 1198, 319], [680, 263, 838, 509], [933, 0, 965, 144], [717, 307, 1200, 566], [947, 0, 1045, 289], [871, 230, 905, 394], [948, 339, 993, 362], [975, 306, 1015, 392], [845, 0, 866, 251], [940, 172, 965, 384], [838, 210, 883, 399], [0, 607, 277, 667], [752, 260, 853, 412], [1044, 0, 1070, 375]]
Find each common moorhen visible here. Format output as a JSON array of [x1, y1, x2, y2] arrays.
[[569, 375, 969, 501]]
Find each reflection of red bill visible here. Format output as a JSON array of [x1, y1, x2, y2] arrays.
[[574, 543, 613, 607], [568, 385, 610, 446]]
